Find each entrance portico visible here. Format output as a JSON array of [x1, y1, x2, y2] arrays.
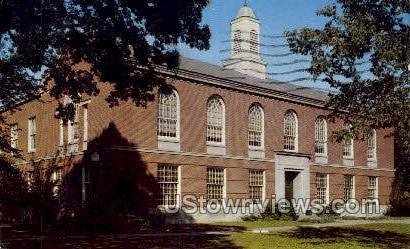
[[275, 152, 311, 202]]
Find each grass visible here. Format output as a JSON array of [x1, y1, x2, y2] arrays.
[[228, 223, 410, 249], [215, 219, 314, 229]]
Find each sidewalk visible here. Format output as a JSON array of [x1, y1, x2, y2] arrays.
[[249, 218, 410, 233]]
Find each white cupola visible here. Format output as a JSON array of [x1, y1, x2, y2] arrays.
[[223, 0, 267, 79]]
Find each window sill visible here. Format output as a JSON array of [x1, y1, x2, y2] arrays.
[[207, 142, 226, 147], [249, 146, 264, 151], [158, 136, 180, 143], [248, 148, 265, 159], [284, 149, 298, 153], [207, 144, 226, 155], [367, 160, 377, 168], [343, 157, 354, 166], [314, 154, 328, 164]]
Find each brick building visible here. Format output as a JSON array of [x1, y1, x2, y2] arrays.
[[3, 3, 394, 222]]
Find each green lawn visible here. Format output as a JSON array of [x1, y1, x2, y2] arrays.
[[227, 223, 410, 249], [215, 219, 314, 229]]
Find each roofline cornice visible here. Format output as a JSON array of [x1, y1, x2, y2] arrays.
[[155, 65, 329, 109]]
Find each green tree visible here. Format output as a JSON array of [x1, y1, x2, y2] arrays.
[[0, 0, 210, 154], [285, 0, 409, 213]]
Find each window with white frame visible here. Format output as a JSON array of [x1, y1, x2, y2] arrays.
[[26, 171, 34, 192], [83, 104, 88, 150], [283, 110, 297, 151], [316, 173, 328, 204], [207, 96, 225, 144], [10, 124, 19, 149], [248, 104, 264, 148], [157, 90, 179, 139], [367, 130, 376, 160], [157, 164, 179, 206], [233, 30, 241, 54], [343, 175, 354, 202], [315, 118, 327, 155], [59, 119, 64, 154], [28, 117, 36, 152], [67, 105, 80, 153], [368, 176, 378, 200], [250, 30, 258, 54], [249, 170, 264, 204], [343, 125, 354, 158], [207, 167, 225, 203], [51, 168, 63, 198]]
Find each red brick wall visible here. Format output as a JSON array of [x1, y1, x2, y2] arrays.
[[4, 75, 395, 206]]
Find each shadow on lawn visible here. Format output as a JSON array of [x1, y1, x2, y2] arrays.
[[279, 226, 410, 249], [2, 226, 245, 249]]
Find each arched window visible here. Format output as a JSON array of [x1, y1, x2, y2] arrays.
[[249, 30, 258, 55], [248, 104, 264, 148], [158, 89, 179, 139], [367, 129, 376, 160], [233, 30, 242, 54], [207, 96, 225, 143], [284, 110, 298, 151], [343, 124, 354, 158], [315, 117, 327, 155]]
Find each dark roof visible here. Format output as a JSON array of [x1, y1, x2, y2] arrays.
[[178, 57, 329, 102]]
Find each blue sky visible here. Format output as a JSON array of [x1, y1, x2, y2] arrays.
[[178, 0, 337, 91]]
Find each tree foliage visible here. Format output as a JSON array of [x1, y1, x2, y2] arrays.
[[0, 0, 210, 154], [285, 0, 409, 139]]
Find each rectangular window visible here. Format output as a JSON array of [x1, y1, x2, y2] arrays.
[[368, 176, 378, 200], [343, 175, 354, 202], [67, 105, 80, 153], [343, 138, 353, 158], [51, 168, 63, 198], [207, 167, 225, 203], [316, 173, 328, 205], [10, 124, 19, 149], [26, 171, 34, 192], [157, 164, 179, 206], [83, 105, 88, 150], [28, 117, 36, 152], [249, 170, 264, 204], [367, 131, 376, 160]]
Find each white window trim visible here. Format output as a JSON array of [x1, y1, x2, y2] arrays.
[[367, 130, 377, 162], [157, 89, 180, 143], [283, 111, 298, 152], [157, 165, 181, 209], [27, 117, 36, 153], [343, 139, 354, 159], [206, 167, 226, 207], [10, 124, 19, 150], [314, 118, 328, 157], [248, 104, 265, 151], [342, 125, 354, 159], [83, 104, 88, 151], [206, 96, 226, 147], [367, 176, 379, 201], [59, 119, 64, 153]]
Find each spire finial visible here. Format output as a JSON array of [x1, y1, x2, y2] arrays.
[[244, 0, 248, 6]]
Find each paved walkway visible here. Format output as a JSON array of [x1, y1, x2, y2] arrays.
[[250, 218, 410, 233]]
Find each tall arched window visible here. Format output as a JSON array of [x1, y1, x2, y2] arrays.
[[248, 104, 264, 148], [233, 30, 241, 54], [367, 129, 376, 160], [315, 117, 327, 155], [158, 89, 179, 139], [343, 124, 354, 158], [284, 110, 298, 151], [249, 30, 258, 55], [207, 96, 225, 144]]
